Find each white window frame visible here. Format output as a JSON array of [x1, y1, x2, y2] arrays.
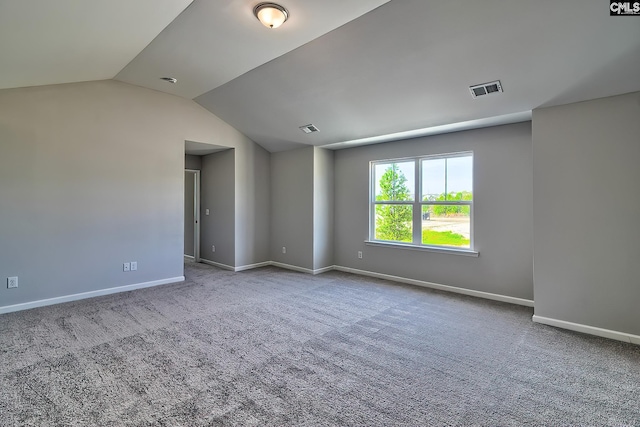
[[367, 151, 477, 256]]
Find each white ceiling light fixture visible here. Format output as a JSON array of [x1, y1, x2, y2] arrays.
[[253, 3, 289, 29]]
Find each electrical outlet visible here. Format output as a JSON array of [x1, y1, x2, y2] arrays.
[[212, 245, 216, 252], [123, 262, 130, 272], [205, 209, 210, 216], [358, 251, 363, 259], [282, 246, 286, 254], [130, 261, 137, 271], [7, 276, 18, 289]]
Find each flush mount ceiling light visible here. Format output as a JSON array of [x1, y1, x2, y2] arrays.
[[253, 3, 289, 29]]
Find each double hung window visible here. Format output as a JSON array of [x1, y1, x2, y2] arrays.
[[370, 152, 473, 251]]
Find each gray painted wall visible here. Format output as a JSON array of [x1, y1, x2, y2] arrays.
[[313, 148, 335, 270], [334, 122, 534, 300], [200, 149, 235, 267], [185, 154, 202, 170], [0, 80, 269, 309], [270, 147, 314, 269], [532, 91, 640, 335], [235, 141, 270, 267], [184, 171, 196, 257]]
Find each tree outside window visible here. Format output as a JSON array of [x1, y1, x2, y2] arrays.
[[375, 164, 413, 242]]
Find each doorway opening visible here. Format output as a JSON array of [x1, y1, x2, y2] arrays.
[[184, 169, 200, 262]]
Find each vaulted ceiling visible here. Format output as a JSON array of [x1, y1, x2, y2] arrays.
[[2, 0, 639, 152]]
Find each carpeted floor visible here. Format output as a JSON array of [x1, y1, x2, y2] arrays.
[[1, 262, 639, 426]]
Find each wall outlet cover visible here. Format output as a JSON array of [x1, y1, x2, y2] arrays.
[[7, 276, 18, 289], [130, 261, 137, 271]]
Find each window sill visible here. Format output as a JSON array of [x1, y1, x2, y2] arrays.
[[364, 240, 479, 257]]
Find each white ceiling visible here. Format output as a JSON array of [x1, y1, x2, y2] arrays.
[[196, 0, 640, 151], [115, 0, 390, 99], [1, 0, 639, 153], [0, 0, 193, 90], [185, 141, 229, 156]]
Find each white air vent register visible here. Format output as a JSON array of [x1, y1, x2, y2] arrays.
[[299, 124, 320, 134], [469, 80, 503, 98]]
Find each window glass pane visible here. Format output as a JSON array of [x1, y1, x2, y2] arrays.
[[375, 204, 413, 243], [374, 161, 414, 201], [446, 155, 473, 201], [422, 205, 470, 248], [421, 158, 445, 201]]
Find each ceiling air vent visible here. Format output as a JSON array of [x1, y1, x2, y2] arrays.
[[299, 124, 320, 134], [469, 80, 503, 98]]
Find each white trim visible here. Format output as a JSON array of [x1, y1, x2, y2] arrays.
[[271, 262, 315, 275], [313, 265, 335, 275], [235, 261, 271, 272], [201, 260, 532, 307], [183, 255, 195, 260], [270, 262, 334, 275], [199, 260, 334, 274], [194, 170, 201, 263], [200, 258, 235, 271], [185, 169, 201, 263], [322, 111, 531, 150], [0, 277, 185, 315], [364, 240, 479, 257], [368, 152, 476, 254], [0, 260, 535, 317], [532, 315, 640, 345], [333, 266, 534, 307]]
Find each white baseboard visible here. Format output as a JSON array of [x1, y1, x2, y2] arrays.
[[201, 260, 333, 275], [313, 265, 335, 275], [200, 258, 235, 271], [532, 315, 640, 345], [183, 255, 195, 260], [235, 261, 272, 272], [270, 262, 335, 275], [270, 262, 315, 275], [0, 276, 185, 315], [0, 262, 534, 316], [333, 266, 534, 307], [216, 260, 533, 307]]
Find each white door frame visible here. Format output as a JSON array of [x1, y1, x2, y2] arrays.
[[186, 169, 201, 262]]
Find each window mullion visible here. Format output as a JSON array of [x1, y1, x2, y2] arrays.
[[413, 158, 421, 244], [425, 201, 471, 206], [444, 157, 448, 200], [373, 201, 415, 205]]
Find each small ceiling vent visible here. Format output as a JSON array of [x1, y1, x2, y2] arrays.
[[299, 124, 320, 134], [469, 80, 503, 98]]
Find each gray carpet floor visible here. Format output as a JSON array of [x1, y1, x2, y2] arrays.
[[1, 262, 639, 426]]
